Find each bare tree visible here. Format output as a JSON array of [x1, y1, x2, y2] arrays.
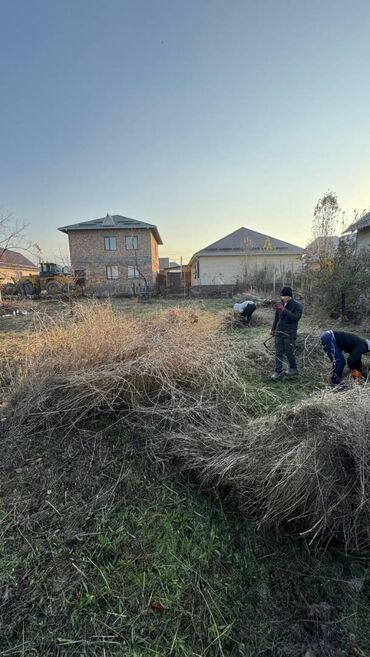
[[241, 236, 254, 285], [307, 192, 344, 271], [123, 230, 152, 297], [0, 210, 41, 303], [0, 210, 41, 261], [304, 193, 370, 319], [132, 247, 150, 296]]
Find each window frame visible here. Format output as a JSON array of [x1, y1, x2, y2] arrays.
[[128, 265, 140, 279], [106, 265, 119, 280], [104, 236, 117, 251], [125, 235, 138, 250]]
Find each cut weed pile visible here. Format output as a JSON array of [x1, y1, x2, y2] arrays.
[[153, 388, 370, 551], [7, 303, 271, 434]]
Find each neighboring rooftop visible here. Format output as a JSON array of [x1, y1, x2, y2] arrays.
[[159, 257, 180, 270], [304, 236, 340, 252], [189, 227, 303, 263], [0, 249, 38, 270], [59, 213, 163, 244], [344, 211, 370, 234]]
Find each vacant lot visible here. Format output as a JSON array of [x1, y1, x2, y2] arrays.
[[0, 298, 369, 657]]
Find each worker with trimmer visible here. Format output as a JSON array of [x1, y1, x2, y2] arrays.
[[320, 330, 370, 385], [270, 286, 303, 380]]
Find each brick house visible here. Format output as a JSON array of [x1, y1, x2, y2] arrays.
[[59, 213, 163, 295]]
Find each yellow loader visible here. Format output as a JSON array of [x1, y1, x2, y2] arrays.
[[3, 262, 76, 296]]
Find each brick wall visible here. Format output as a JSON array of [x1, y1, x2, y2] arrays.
[[68, 228, 159, 294]]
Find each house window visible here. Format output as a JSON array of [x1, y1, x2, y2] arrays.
[[106, 265, 119, 280], [125, 236, 138, 250], [104, 236, 117, 251], [128, 265, 139, 279]]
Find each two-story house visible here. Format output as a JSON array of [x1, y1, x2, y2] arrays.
[[59, 213, 163, 294]]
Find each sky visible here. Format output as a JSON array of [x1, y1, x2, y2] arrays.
[[1, 0, 370, 264]]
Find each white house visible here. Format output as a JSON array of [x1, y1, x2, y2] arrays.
[[343, 212, 370, 252], [189, 227, 303, 287]]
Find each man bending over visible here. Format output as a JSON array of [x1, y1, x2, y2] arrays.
[[320, 330, 370, 385]]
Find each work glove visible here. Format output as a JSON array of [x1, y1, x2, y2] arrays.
[[276, 303, 284, 313], [351, 369, 363, 383]]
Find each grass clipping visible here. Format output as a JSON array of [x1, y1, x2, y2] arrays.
[[6, 303, 370, 550]]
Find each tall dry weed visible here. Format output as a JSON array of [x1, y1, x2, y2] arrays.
[[6, 302, 368, 550], [8, 303, 269, 436]]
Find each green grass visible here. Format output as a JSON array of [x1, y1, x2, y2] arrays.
[[1, 428, 369, 657]]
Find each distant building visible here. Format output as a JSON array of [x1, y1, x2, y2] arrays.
[[0, 249, 38, 284], [302, 236, 340, 269], [161, 264, 191, 291], [343, 211, 370, 252], [159, 257, 170, 270], [189, 227, 303, 287], [59, 213, 163, 295], [159, 257, 180, 271]]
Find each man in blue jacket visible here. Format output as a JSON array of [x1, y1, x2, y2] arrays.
[[320, 330, 370, 385], [270, 286, 303, 380]]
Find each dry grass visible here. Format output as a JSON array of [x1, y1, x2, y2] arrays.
[[4, 302, 370, 551], [7, 303, 268, 436], [151, 387, 370, 551]]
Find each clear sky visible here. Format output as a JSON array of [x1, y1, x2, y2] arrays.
[[1, 0, 370, 263]]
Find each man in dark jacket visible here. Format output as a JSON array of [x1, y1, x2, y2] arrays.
[[270, 286, 303, 380], [320, 330, 370, 385]]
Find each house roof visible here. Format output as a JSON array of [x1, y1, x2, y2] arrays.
[[159, 257, 180, 270], [0, 249, 38, 270], [304, 236, 340, 252], [58, 213, 163, 244], [343, 211, 370, 234], [189, 227, 303, 263]]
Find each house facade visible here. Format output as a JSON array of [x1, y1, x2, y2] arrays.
[[59, 214, 162, 295], [0, 249, 38, 284], [189, 227, 303, 288], [343, 212, 370, 252]]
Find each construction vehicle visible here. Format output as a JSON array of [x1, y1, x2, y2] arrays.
[[2, 262, 77, 296]]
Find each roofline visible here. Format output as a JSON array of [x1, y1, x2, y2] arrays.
[[342, 223, 369, 235], [0, 261, 38, 270], [58, 223, 163, 245], [343, 211, 370, 234], [203, 226, 304, 251]]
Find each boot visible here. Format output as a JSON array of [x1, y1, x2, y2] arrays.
[[285, 368, 298, 377], [270, 371, 283, 381]]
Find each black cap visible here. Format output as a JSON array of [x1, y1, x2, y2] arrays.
[[281, 286, 293, 297]]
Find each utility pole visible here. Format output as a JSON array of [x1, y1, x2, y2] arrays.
[[180, 256, 186, 298]]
